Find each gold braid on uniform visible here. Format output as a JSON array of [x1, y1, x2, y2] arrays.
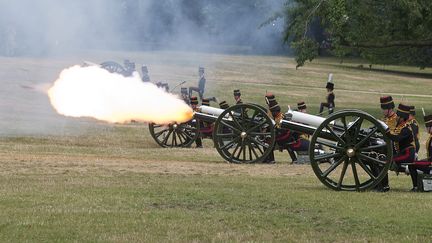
[[274, 112, 284, 128], [383, 113, 397, 131], [408, 119, 420, 151], [390, 122, 413, 154]]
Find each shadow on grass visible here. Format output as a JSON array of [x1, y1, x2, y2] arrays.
[[327, 64, 432, 79]]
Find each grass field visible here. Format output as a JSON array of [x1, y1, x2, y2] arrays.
[[1, 50, 432, 242]]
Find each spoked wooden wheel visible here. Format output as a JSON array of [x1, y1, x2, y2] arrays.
[[213, 104, 275, 163], [149, 120, 199, 148], [309, 110, 392, 191], [100, 61, 127, 76]]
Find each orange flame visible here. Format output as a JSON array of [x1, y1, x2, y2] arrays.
[[48, 65, 193, 124]]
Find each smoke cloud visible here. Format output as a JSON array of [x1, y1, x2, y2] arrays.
[[0, 0, 287, 56], [48, 65, 193, 124]]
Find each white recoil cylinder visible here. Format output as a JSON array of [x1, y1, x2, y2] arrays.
[[199, 106, 225, 117], [286, 110, 326, 128]]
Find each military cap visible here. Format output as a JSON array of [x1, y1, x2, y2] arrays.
[[326, 82, 334, 90], [297, 101, 307, 110], [190, 96, 198, 105], [409, 105, 416, 116], [424, 114, 432, 128], [396, 103, 410, 119], [233, 89, 241, 96], [201, 98, 210, 106], [380, 96, 395, 110], [219, 100, 229, 109]]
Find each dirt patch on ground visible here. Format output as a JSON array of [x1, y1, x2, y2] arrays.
[[0, 152, 313, 177]]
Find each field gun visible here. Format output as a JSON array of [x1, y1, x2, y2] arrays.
[[149, 103, 393, 191]]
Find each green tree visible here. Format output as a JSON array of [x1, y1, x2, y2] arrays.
[[280, 0, 432, 68]]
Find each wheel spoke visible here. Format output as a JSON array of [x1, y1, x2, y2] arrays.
[[341, 116, 350, 141], [249, 132, 272, 136], [220, 120, 241, 133], [183, 131, 195, 141], [325, 124, 346, 146], [235, 141, 244, 160], [248, 136, 270, 149], [154, 129, 169, 138], [337, 159, 349, 190], [230, 143, 241, 161], [250, 109, 259, 123], [220, 137, 241, 150], [230, 112, 243, 130], [316, 139, 344, 151], [242, 140, 246, 161], [254, 142, 265, 155], [248, 141, 260, 158], [171, 131, 176, 147], [358, 153, 387, 166], [351, 161, 361, 191], [162, 130, 173, 145], [357, 158, 377, 180], [359, 143, 387, 151], [354, 127, 378, 150], [321, 155, 347, 177], [216, 133, 237, 138], [351, 118, 364, 139], [178, 132, 187, 144], [314, 152, 341, 161], [246, 120, 267, 134]]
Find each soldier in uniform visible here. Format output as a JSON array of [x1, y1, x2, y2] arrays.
[[380, 96, 397, 131], [408, 106, 420, 156], [199, 98, 214, 138], [407, 114, 432, 191], [386, 104, 417, 191], [233, 89, 242, 104], [190, 96, 202, 148], [297, 101, 307, 113], [189, 67, 206, 100], [265, 94, 309, 163], [141, 65, 150, 82], [181, 87, 189, 105], [374, 96, 397, 192], [219, 101, 229, 109], [425, 114, 432, 161], [123, 59, 136, 77], [319, 81, 335, 114]]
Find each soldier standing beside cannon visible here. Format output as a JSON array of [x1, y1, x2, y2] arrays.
[[219, 101, 229, 109], [386, 104, 417, 191], [319, 74, 335, 115], [141, 65, 150, 82], [190, 96, 203, 148], [233, 89, 243, 104], [407, 114, 432, 191], [380, 96, 397, 131], [199, 98, 214, 138], [374, 96, 397, 191], [189, 67, 206, 100]]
